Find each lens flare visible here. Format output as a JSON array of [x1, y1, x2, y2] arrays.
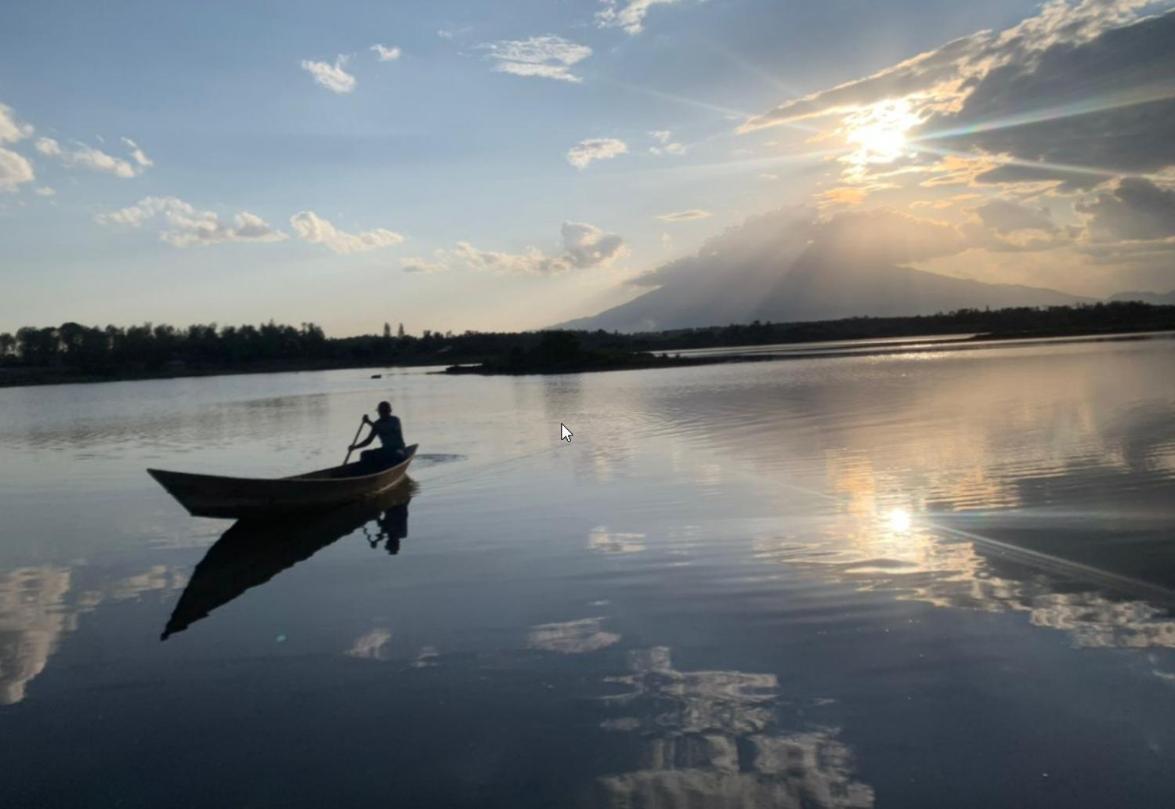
[[844, 99, 922, 166]]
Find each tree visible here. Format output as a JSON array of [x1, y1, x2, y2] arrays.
[[397, 322, 405, 339], [383, 322, 392, 340], [0, 332, 14, 359]]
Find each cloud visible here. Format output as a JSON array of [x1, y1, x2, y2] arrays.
[[818, 187, 869, 207], [481, 36, 591, 83], [596, 0, 681, 35], [561, 221, 626, 267], [740, 1, 1175, 196], [401, 256, 447, 273], [289, 210, 405, 254], [657, 209, 711, 222], [0, 103, 33, 143], [34, 137, 61, 156], [96, 196, 287, 247], [449, 241, 570, 275], [972, 199, 1058, 234], [567, 137, 628, 169], [810, 208, 968, 263], [121, 137, 153, 168], [1077, 177, 1175, 241], [370, 44, 401, 62], [0, 148, 35, 192], [743, 0, 1158, 132], [36, 136, 148, 178], [34, 186, 55, 197], [648, 129, 686, 156], [301, 56, 356, 94], [434, 221, 625, 275], [928, 8, 1175, 187]]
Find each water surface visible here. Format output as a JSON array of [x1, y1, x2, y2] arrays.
[[2, 336, 1175, 807]]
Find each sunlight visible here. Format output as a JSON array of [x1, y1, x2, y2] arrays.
[[886, 507, 913, 534], [844, 99, 922, 166]]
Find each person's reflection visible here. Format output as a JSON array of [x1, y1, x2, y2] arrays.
[[365, 502, 409, 554], [163, 484, 415, 639]]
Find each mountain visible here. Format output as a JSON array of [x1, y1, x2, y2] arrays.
[[561, 245, 1088, 332], [1110, 290, 1175, 305]]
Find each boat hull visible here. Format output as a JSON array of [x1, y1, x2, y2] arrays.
[[147, 445, 417, 519]]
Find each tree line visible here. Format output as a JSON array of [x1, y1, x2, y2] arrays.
[[1, 302, 1172, 383]]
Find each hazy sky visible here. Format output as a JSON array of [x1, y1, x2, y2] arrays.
[[2, 0, 1173, 336]]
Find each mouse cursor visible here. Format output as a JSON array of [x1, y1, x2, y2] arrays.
[[560, 423, 573, 443]]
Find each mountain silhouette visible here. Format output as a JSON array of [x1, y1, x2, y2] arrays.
[[562, 242, 1088, 333]]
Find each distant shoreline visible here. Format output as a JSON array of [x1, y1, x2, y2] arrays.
[[3, 303, 1173, 390], [0, 358, 438, 391], [442, 328, 1175, 376], [3, 328, 1172, 391]]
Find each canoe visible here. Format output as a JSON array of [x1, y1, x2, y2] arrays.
[[162, 483, 415, 639], [147, 444, 418, 519]]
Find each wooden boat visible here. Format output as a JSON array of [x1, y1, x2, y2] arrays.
[[147, 445, 418, 519]]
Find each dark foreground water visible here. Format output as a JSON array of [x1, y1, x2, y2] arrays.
[[2, 336, 1175, 808]]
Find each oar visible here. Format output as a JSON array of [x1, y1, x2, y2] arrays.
[[343, 417, 366, 465]]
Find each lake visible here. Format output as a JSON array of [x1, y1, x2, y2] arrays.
[[2, 335, 1175, 808]]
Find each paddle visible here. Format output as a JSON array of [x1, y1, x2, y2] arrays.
[[343, 417, 367, 465]]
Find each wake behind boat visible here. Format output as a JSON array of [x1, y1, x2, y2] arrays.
[[148, 444, 417, 519]]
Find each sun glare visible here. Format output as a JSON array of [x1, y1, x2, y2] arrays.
[[886, 507, 913, 534], [845, 99, 921, 166]]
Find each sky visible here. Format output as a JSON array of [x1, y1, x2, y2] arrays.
[[1, 0, 1173, 336]]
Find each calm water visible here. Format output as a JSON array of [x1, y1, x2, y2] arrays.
[[2, 336, 1175, 808]]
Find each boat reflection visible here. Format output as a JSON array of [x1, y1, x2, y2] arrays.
[[162, 483, 415, 640]]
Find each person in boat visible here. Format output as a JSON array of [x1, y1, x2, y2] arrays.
[[350, 401, 407, 469]]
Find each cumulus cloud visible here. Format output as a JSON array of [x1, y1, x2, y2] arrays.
[[561, 221, 626, 267], [596, 0, 681, 35], [657, 209, 711, 222], [449, 241, 571, 275], [0, 148, 35, 192], [567, 137, 628, 169], [1077, 177, 1175, 241], [431, 221, 625, 275], [481, 36, 592, 83], [301, 56, 357, 94], [35, 136, 147, 178], [96, 196, 287, 247], [0, 103, 33, 143], [289, 210, 405, 254], [34, 137, 61, 156]]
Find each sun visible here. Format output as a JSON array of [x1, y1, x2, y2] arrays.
[[844, 99, 922, 166]]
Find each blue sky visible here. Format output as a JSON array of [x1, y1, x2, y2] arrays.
[[2, 0, 1173, 335]]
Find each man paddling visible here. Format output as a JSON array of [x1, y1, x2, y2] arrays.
[[350, 401, 407, 468]]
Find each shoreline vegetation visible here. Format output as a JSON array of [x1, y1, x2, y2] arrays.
[[1, 302, 1173, 388]]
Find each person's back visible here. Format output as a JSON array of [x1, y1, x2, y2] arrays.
[[372, 414, 405, 452], [350, 401, 408, 468]]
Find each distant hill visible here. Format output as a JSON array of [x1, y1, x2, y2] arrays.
[[1111, 290, 1175, 306], [561, 245, 1088, 332]]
